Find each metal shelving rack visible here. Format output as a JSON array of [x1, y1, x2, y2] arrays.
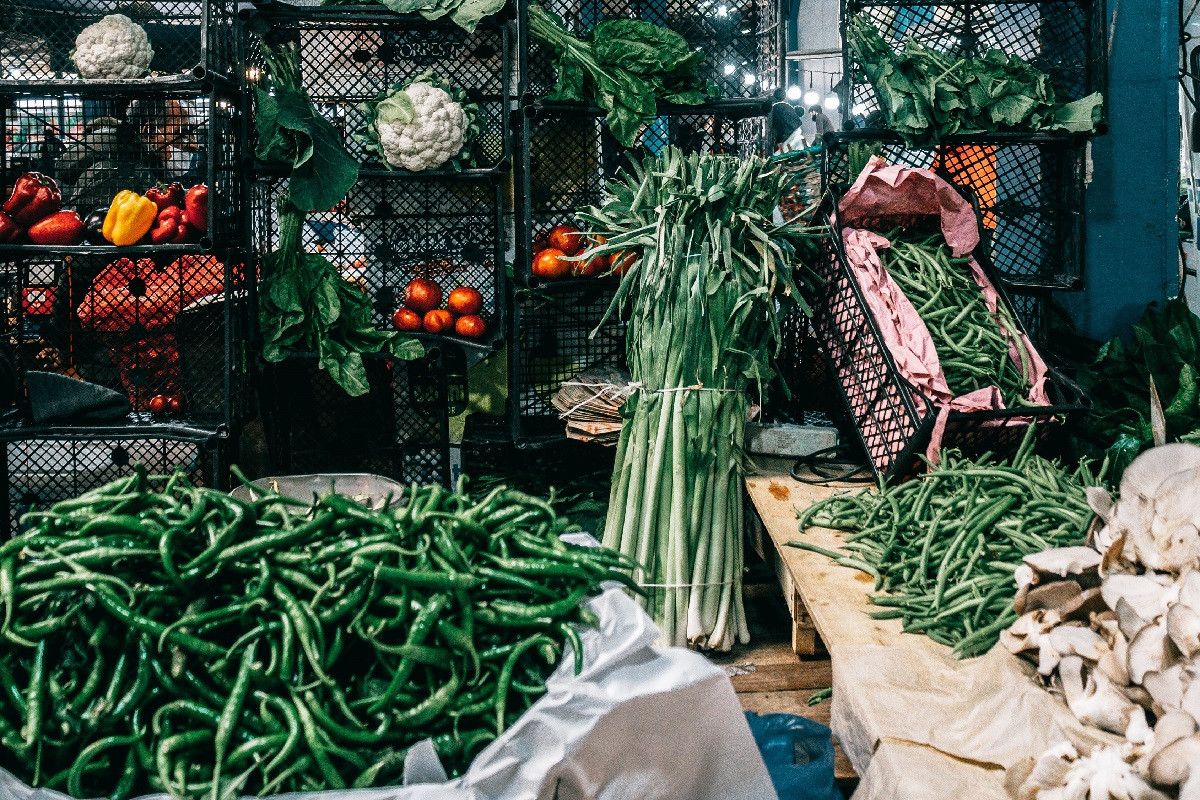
[[506, 0, 786, 446], [241, 1, 510, 485], [0, 0, 253, 522]]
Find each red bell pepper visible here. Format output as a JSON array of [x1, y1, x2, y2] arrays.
[[150, 206, 197, 245], [146, 183, 185, 213], [0, 211, 21, 244], [3, 172, 62, 227], [27, 210, 85, 245], [184, 184, 208, 234]]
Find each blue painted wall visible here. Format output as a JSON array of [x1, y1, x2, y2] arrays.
[[1063, 0, 1180, 340]]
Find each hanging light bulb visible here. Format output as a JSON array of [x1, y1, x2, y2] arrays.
[[723, 63, 735, 76], [802, 73, 818, 107], [743, 72, 756, 86], [716, 3, 728, 15], [823, 94, 840, 111], [786, 85, 801, 101]]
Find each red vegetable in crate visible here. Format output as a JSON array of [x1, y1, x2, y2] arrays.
[[149, 206, 197, 245], [184, 185, 208, 233], [146, 183, 185, 213], [0, 212, 20, 244], [76, 255, 223, 410], [3, 173, 62, 226], [27, 210, 86, 246]]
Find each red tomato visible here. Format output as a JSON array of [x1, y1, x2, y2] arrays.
[[532, 248, 570, 280], [455, 315, 487, 339], [547, 224, 584, 256], [423, 309, 455, 335], [574, 252, 607, 278], [392, 307, 422, 332], [610, 250, 638, 277], [446, 286, 483, 316], [166, 395, 183, 413], [403, 278, 443, 314], [148, 395, 167, 414]]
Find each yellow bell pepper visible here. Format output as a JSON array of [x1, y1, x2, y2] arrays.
[[102, 190, 158, 246]]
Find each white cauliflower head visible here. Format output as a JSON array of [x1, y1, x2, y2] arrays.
[[73, 14, 154, 79], [376, 82, 467, 172]]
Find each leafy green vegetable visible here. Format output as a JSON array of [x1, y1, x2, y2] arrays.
[[528, 2, 716, 147], [255, 43, 359, 213], [321, 0, 502, 33], [848, 17, 1103, 144], [1067, 298, 1200, 479], [255, 43, 422, 396], [260, 198, 423, 397]]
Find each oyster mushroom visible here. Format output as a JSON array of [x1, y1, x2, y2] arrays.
[[1058, 655, 1140, 735], [1002, 609, 1063, 657], [1166, 601, 1200, 659], [1142, 664, 1186, 714], [1128, 623, 1180, 685], [1147, 734, 1200, 789], [1040, 744, 1171, 800], [1105, 445, 1200, 572], [1102, 574, 1177, 639]]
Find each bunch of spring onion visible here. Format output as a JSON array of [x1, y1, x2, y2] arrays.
[[578, 149, 822, 649]]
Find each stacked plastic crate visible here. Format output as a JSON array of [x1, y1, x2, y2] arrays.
[[242, 3, 502, 484], [0, 0, 251, 527], [507, 0, 785, 444], [803, 0, 1106, 476]]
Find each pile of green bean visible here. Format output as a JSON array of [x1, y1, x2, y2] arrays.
[[881, 232, 1035, 408], [788, 429, 1102, 658], [0, 468, 637, 799]]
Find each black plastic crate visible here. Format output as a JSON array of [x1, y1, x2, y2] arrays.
[[521, 0, 784, 100], [245, 5, 511, 172], [515, 100, 768, 286], [0, 249, 254, 426], [0, 86, 243, 249], [0, 0, 239, 84], [249, 174, 506, 359], [809, 202, 1087, 481], [762, 307, 850, 429], [842, 0, 1106, 127], [508, 282, 626, 444], [1010, 289, 1051, 346], [822, 130, 1086, 290], [0, 423, 227, 532], [260, 347, 466, 486]]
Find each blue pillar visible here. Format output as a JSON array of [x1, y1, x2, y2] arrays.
[[1063, 0, 1179, 340]]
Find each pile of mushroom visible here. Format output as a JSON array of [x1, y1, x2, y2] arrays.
[[1003, 444, 1200, 800]]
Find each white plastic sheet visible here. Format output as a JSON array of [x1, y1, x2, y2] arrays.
[[0, 584, 776, 800]]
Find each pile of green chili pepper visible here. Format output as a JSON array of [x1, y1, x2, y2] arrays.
[[0, 467, 637, 799], [788, 427, 1103, 658], [881, 231, 1035, 408]]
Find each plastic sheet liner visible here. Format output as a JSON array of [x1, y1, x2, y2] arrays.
[[0, 583, 776, 800], [829, 644, 1118, 800]]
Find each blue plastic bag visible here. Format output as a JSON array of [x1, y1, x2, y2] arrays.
[[744, 711, 841, 800]]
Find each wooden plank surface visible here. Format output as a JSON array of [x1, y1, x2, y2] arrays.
[[744, 463, 947, 656]]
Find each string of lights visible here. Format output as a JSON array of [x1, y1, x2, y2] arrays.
[[785, 54, 843, 111]]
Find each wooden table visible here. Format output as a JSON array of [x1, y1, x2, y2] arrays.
[[744, 462, 946, 659]]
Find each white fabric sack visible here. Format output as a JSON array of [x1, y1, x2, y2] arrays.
[[0, 582, 775, 800]]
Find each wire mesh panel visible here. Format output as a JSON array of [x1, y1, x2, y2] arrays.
[[0, 88, 242, 248], [260, 348, 466, 486], [516, 103, 768, 286], [246, 6, 510, 171], [0, 250, 253, 425], [523, 0, 784, 99], [0, 0, 239, 83], [250, 174, 506, 355], [0, 425, 225, 531], [508, 282, 626, 443], [842, 0, 1105, 125], [807, 205, 1086, 481], [822, 131, 1086, 289]]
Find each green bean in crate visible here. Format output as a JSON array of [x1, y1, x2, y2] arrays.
[[0, 467, 637, 799], [788, 427, 1103, 658], [882, 231, 1035, 408]]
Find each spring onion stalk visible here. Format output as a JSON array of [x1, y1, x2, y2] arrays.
[[579, 149, 822, 649]]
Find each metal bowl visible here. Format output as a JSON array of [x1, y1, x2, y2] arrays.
[[229, 473, 408, 510]]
